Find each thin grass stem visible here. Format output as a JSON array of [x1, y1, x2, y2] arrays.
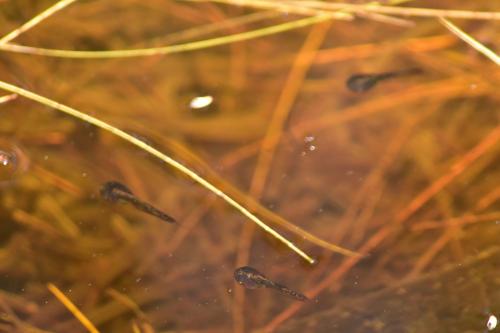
[[47, 283, 100, 333], [0, 0, 78, 45], [285, 1, 500, 20], [0, 15, 340, 59], [439, 17, 500, 66], [0, 94, 18, 104]]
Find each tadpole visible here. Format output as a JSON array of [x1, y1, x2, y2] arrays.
[[234, 266, 308, 302], [100, 181, 176, 224], [346, 67, 422, 93]]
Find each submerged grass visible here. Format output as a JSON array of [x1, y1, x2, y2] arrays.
[[47, 283, 100, 333], [0, 0, 499, 332], [0, 79, 317, 263]]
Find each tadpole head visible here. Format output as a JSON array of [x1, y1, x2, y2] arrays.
[[100, 181, 133, 202], [346, 74, 379, 93], [234, 266, 263, 289]]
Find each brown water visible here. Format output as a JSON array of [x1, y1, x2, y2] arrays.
[[0, 1, 499, 332]]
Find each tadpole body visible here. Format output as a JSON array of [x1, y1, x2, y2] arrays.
[[234, 266, 308, 302], [100, 181, 176, 224], [346, 68, 422, 93]]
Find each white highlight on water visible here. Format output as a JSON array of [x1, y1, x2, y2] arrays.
[[487, 314, 498, 331], [189, 95, 213, 109]]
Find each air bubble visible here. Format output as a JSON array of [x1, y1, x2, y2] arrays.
[[0, 143, 28, 184], [304, 135, 315, 143], [0, 150, 16, 167]]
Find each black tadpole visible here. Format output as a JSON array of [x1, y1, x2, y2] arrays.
[[346, 67, 423, 93], [100, 181, 176, 224], [234, 266, 308, 302]]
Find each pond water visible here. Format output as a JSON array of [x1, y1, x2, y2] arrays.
[[0, 1, 499, 332]]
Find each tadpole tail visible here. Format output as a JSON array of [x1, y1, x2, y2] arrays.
[[374, 67, 423, 82], [125, 196, 177, 224], [268, 281, 309, 302], [376, 72, 398, 80], [391, 67, 424, 78]]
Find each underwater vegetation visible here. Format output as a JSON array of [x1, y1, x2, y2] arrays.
[[0, 0, 499, 332]]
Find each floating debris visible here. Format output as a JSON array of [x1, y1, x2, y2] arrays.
[[234, 266, 308, 302], [100, 181, 176, 224]]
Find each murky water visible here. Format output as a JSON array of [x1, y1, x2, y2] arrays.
[[0, 1, 499, 332]]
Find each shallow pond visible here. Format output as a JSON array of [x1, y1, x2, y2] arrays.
[[0, 1, 499, 332]]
